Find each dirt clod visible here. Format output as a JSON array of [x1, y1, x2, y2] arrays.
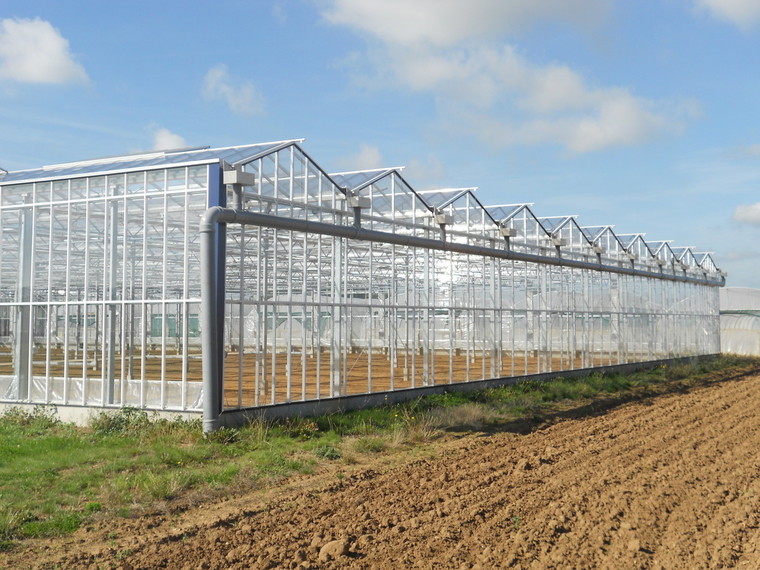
[[318, 539, 349, 561]]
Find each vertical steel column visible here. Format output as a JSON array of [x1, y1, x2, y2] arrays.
[[45, 200, 55, 401], [286, 229, 294, 402], [139, 184, 148, 408], [236, 224, 245, 408], [160, 185, 169, 408], [422, 246, 431, 386], [493, 256, 500, 374], [14, 200, 33, 400], [447, 250, 454, 383], [105, 200, 119, 404], [367, 241, 374, 393], [330, 236, 342, 397], [255, 162, 265, 405], [389, 243, 398, 390], [509, 260, 515, 377], [314, 233, 321, 398], [200, 165, 225, 433], [300, 232, 308, 400], [121, 193, 130, 404]]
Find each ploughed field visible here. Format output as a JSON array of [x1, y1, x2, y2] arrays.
[[7, 366, 760, 568]]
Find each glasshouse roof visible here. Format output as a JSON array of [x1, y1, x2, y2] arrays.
[[537, 216, 576, 234], [0, 140, 301, 184], [417, 188, 476, 209], [580, 225, 612, 242], [484, 204, 530, 224], [0, 139, 724, 279], [329, 168, 401, 193]]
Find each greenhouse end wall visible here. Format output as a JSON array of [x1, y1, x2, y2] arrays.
[[0, 162, 211, 411], [0, 142, 723, 420]]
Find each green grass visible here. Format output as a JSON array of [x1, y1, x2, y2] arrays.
[[0, 355, 756, 549]]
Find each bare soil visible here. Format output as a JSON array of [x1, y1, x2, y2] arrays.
[[4, 367, 759, 569]]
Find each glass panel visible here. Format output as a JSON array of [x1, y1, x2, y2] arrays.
[[146, 170, 165, 193], [167, 167, 185, 190], [70, 179, 87, 200], [144, 195, 164, 300], [34, 182, 52, 203], [88, 176, 106, 198], [188, 165, 207, 190], [108, 174, 125, 196], [127, 172, 145, 194], [1, 184, 32, 206], [32, 206, 51, 302], [52, 181, 69, 202]]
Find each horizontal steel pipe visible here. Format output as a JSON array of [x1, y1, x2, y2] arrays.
[[200, 206, 724, 287]]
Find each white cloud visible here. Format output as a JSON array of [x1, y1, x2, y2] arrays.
[[404, 155, 446, 186], [152, 128, 187, 151], [371, 44, 684, 153], [697, 0, 760, 30], [455, 104, 671, 154], [724, 250, 760, 261], [335, 146, 445, 186], [337, 143, 384, 171], [324, 0, 611, 47], [272, 1, 288, 24], [323, 1, 686, 154], [0, 18, 88, 84], [202, 64, 264, 116], [733, 202, 760, 225]]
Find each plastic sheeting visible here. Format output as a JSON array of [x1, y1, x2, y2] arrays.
[[720, 287, 760, 312], [720, 313, 760, 356], [719, 287, 760, 355], [0, 375, 202, 410]]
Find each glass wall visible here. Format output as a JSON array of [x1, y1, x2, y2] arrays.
[[0, 165, 208, 410], [220, 146, 721, 411]]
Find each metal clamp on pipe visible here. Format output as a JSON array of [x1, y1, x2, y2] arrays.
[[223, 164, 256, 210]]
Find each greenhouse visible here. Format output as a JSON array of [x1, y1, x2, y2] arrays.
[[720, 287, 760, 355], [0, 140, 724, 428]]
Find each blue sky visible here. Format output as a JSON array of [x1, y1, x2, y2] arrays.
[[2, 0, 760, 286]]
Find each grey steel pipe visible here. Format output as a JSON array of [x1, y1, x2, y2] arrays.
[[204, 207, 724, 286], [200, 207, 224, 433]]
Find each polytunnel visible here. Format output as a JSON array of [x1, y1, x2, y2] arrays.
[[0, 140, 725, 429], [720, 287, 760, 356]]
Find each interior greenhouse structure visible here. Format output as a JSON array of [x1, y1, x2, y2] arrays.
[[0, 140, 725, 428]]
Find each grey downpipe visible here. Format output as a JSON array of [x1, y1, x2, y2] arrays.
[[200, 207, 225, 433]]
